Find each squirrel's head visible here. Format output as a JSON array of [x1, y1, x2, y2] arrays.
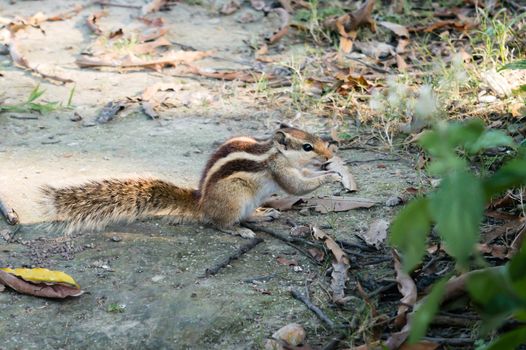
[[273, 126, 333, 169]]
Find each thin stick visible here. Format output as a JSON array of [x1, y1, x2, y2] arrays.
[[242, 223, 322, 265], [368, 281, 397, 298], [0, 196, 19, 225], [422, 336, 473, 346], [203, 238, 263, 277], [94, 0, 142, 9], [290, 289, 335, 329]]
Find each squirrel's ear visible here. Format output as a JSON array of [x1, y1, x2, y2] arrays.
[[273, 130, 288, 146]]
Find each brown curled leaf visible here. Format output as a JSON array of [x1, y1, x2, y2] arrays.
[[139, 27, 169, 42], [6, 32, 73, 84], [263, 196, 303, 211], [86, 11, 107, 35], [393, 250, 417, 328], [267, 8, 289, 44], [132, 37, 171, 55], [326, 156, 357, 192], [141, 0, 168, 15], [312, 226, 350, 303], [276, 256, 298, 266]]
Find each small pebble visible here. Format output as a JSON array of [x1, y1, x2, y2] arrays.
[[479, 95, 497, 103], [385, 196, 403, 207], [272, 323, 306, 346]]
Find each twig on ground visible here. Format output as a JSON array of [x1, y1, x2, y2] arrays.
[[242, 223, 322, 264], [290, 289, 336, 329], [203, 237, 263, 277], [431, 315, 475, 328], [420, 254, 442, 272], [363, 256, 392, 266], [9, 115, 39, 120], [94, 0, 142, 9], [422, 336, 474, 346], [368, 281, 397, 298], [346, 56, 391, 74], [0, 196, 19, 225]]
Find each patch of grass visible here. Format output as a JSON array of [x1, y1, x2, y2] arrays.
[[0, 85, 62, 114], [106, 303, 126, 313]]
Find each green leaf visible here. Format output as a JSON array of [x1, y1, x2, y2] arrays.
[[429, 170, 484, 267], [483, 159, 526, 198], [389, 197, 431, 272], [467, 266, 524, 331], [483, 326, 526, 350], [499, 60, 526, 71], [27, 85, 45, 103], [419, 120, 485, 158], [408, 277, 447, 343], [467, 130, 515, 154], [507, 242, 526, 299]]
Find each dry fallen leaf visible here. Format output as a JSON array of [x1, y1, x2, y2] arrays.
[[354, 40, 395, 59], [324, 0, 376, 53], [307, 248, 325, 262], [139, 27, 169, 42], [276, 256, 298, 266], [362, 219, 389, 249], [326, 156, 358, 192], [379, 21, 409, 37], [5, 30, 73, 84], [482, 69, 513, 97], [132, 37, 171, 55], [334, 72, 371, 95], [477, 243, 509, 259], [312, 226, 350, 304], [263, 196, 303, 211], [86, 11, 107, 35], [267, 8, 289, 44], [393, 250, 417, 328], [141, 0, 168, 15], [0, 268, 83, 299]]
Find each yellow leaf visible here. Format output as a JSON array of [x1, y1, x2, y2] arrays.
[[0, 267, 79, 288]]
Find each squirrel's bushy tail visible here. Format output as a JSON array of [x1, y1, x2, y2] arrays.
[[40, 178, 199, 234]]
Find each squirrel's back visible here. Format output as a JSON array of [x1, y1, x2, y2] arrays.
[[41, 178, 199, 234]]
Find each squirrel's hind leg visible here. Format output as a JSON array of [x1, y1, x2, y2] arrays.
[[200, 178, 262, 239]]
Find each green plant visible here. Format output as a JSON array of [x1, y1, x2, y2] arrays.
[[0, 85, 62, 114], [107, 303, 126, 313], [390, 119, 526, 347]]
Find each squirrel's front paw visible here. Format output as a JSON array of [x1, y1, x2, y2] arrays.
[[324, 171, 343, 183]]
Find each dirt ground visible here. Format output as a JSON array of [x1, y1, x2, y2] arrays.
[[0, 1, 423, 349]]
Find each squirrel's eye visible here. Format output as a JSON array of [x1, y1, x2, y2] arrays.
[[302, 143, 313, 152]]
